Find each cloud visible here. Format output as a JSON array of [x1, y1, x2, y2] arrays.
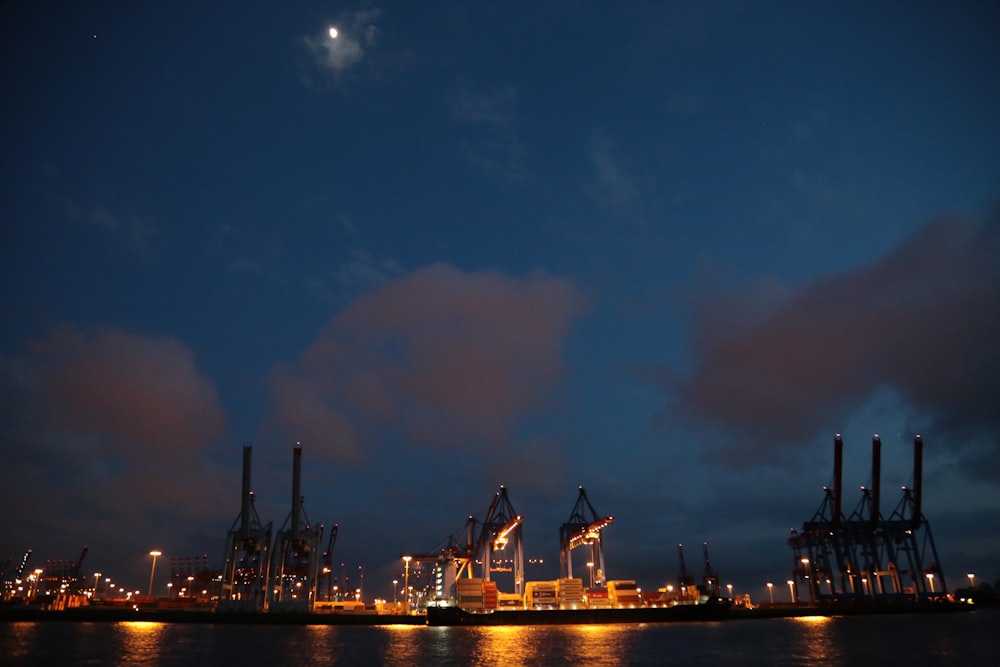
[[305, 248, 405, 306], [304, 8, 382, 76], [26, 325, 226, 452], [449, 83, 519, 128], [589, 134, 642, 221], [269, 264, 588, 465], [0, 325, 231, 573], [659, 212, 1000, 467], [448, 81, 525, 177], [87, 205, 157, 255]]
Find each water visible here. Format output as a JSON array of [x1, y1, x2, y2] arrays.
[[3, 609, 998, 666]]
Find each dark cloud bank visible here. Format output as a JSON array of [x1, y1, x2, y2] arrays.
[[661, 212, 1000, 477]]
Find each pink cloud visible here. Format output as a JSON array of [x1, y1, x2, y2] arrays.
[[667, 213, 1000, 462], [29, 324, 226, 453], [0, 325, 232, 567], [269, 263, 588, 463]]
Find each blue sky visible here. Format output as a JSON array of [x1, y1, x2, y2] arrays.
[[2, 1, 998, 600]]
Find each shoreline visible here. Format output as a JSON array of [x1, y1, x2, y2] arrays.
[[0, 599, 976, 626]]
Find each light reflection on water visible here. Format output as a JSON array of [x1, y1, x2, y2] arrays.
[[376, 624, 425, 666], [1, 610, 997, 666], [5, 623, 39, 659], [787, 615, 840, 666], [381, 623, 632, 666], [117, 621, 167, 666]]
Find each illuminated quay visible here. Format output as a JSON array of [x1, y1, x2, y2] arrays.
[[1, 436, 982, 625]]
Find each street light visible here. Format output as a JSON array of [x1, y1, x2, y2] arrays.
[[587, 561, 595, 588], [392, 579, 399, 607], [787, 580, 795, 604], [402, 556, 412, 614], [93, 572, 102, 598], [967, 573, 975, 592], [767, 582, 774, 605], [726, 583, 733, 600], [148, 551, 162, 597], [926, 573, 935, 593]]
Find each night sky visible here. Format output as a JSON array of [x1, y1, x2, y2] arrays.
[[2, 2, 998, 601]]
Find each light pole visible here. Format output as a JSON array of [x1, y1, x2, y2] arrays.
[[402, 556, 412, 614], [392, 579, 399, 607], [587, 561, 595, 589], [726, 583, 733, 600], [93, 572, 102, 598], [147, 551, 162, 597], [926, 573, 935, 594], [967, 573, 975, 593], [787, 580, 795, 604], [767, 582, 774, 605]]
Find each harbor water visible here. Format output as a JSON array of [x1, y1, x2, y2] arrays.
[[3, 608, 998, 666]]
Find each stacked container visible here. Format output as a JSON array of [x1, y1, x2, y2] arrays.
[[524, 580, 558, 609], [482, 580, 498, 610], [556, 578, 584, 610], [456, 578, 485, 611]]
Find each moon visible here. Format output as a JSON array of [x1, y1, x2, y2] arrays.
[[328, 27, 338, 39]]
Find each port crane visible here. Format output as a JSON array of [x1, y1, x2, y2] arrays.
[[15, 549, 33, 579], [70, 545, 88, 593], [270, 443, 324, 611], [701, 542, 719, 595], [677, 544, 696, 592], [559, 486, 613, 587], [320, 524, 339, 601], [788, 434, 947, 602], [219, 445, 273, 611], [475, 486, 524, 595]]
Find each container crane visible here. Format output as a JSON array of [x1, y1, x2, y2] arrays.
[[701, 542, 719, 595], [15, 549, 33, 579], [219, 445, 273, 611], [270, 443, 324, 612], [559, 486, 613, 587], [320, 524, 339, 601], [70, 546, 88, 593], [677, 544, 695, 592], [475, 486, 524, 595], [788, 434, 947, 602]]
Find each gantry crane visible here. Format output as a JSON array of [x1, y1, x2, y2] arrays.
[[219, 445, 273, 611], [320, 524, 339, 601], [475, 486, 524, 595], [701, 542, 719, 595], [559, 486, 613, 587], [677, 543, 696, 591], [270, 443, 324, 611], [70, 546, 88, 593], [788, 434, 947, 602]]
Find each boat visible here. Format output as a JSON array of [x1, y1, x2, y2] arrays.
[[425, 596, 732, 626]]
